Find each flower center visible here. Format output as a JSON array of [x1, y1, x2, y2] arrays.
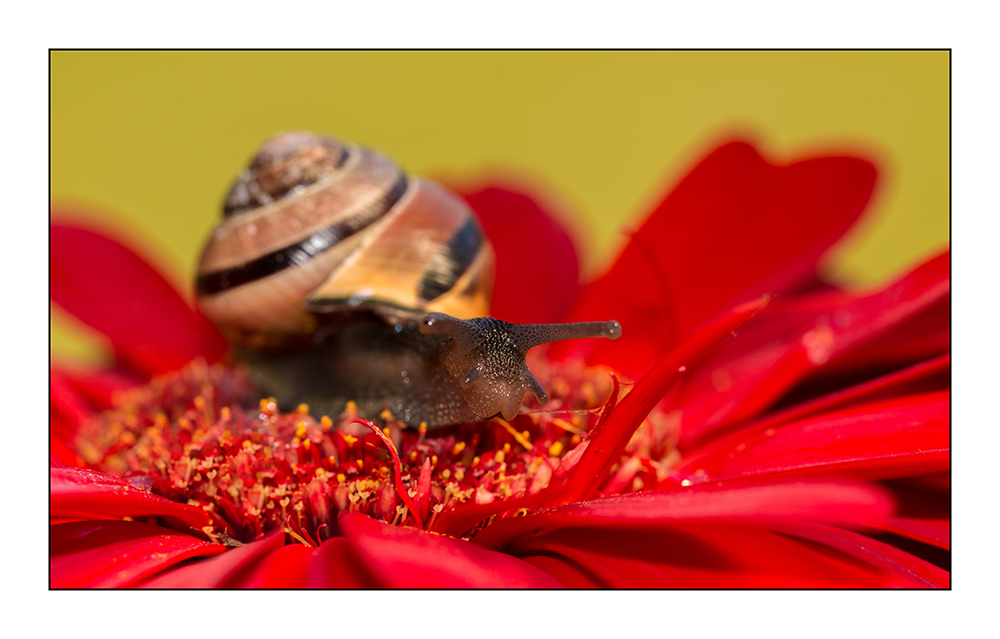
[[74, 357, 675, 546]]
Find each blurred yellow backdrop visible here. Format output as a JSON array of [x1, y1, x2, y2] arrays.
[[51, 50, 949, 364]]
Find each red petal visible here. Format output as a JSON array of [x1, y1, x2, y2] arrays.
[[518, 554, 602, 587], [421, 296, 763, 533], [54, 364, 143, 412], [816, 251, 950, 376], [140, 531, 285, 587], [774, 521, 949, 587], [338, 512, 561, 587], [50, 372, 90, 466], [431, 478, 570, 540], [50, 369, 93, 443], [51, 466, 212, 531], [50, 520, 224, 588], [505, 521, 908, 588], [875, 517, 950, 550], [473, 480, 893, 551], [229, 543, 314, 587], [455, 184, 580, 324], [428, 294, 775, 540], [562, 295, 770, 503], [50, 221, 228, 376], [884, 473, 950, 520], [675, 391, 949, 484], [560, 140, 877, 377], [230, 536, 379, 588], [426, 297, 769, 536], [669, 250, 950, 449], [51, 439, 84, 468], [684, 352, 949, 453], [51, 365, 145, 467]]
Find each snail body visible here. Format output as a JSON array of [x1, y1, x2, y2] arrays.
[[196, 132, 620, 428]]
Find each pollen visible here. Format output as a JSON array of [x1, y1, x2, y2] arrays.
[[73, 355, 642, 547]]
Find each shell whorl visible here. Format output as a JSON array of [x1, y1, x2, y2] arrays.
[[195, 132, 494, 349]]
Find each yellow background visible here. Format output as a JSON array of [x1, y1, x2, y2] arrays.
[[51, 51, 949, 364]]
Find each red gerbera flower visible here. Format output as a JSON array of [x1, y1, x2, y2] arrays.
[[50, 138, 949, 588]]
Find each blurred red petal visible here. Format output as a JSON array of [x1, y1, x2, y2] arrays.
[[774, 521, 950, 588], [456, 185, 580, 324], [54, 364, 143, 412], [51, 439, 84, 468], [875, 517, 950, 550], [505, 521, 907, 588], [561, 140, 877, 377], [518, 554, 602, 587], [140, 531, 285, 588], [669, 251, 950, 449], [51, 520, 224, 588], [50, 222, 228, 376], [817, 252, 950, 377], [806, 250, 950, 377], [50, 372, 89, 466], [231, 543, 314, 587], [675, 391, 949, 484], [51, 466, 212, 531], [225, 537, 378, 588], [50, 369, 92, 444], [884, 474, 950, 521], [473, 480, 893, 551], [338, 512, 560, 587], [899, 472, 950, 496]]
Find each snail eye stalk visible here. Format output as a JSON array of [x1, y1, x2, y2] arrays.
[[421, 313, 622, 421], [196, 131, 621, 428]]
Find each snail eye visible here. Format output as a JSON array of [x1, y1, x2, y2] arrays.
[[194, 131, 622, 429]]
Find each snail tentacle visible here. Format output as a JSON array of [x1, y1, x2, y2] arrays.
[[420, 313, 620, 422], [196, 131, 621, 428]]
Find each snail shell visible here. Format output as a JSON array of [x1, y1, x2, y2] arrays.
[[195, 132, 620, 428]]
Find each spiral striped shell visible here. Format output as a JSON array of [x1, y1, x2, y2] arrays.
[[195, 132, 494, 350], [193, 132, 620, 428]]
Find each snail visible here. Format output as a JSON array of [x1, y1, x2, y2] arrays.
[[195, 132, 621, 428]]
